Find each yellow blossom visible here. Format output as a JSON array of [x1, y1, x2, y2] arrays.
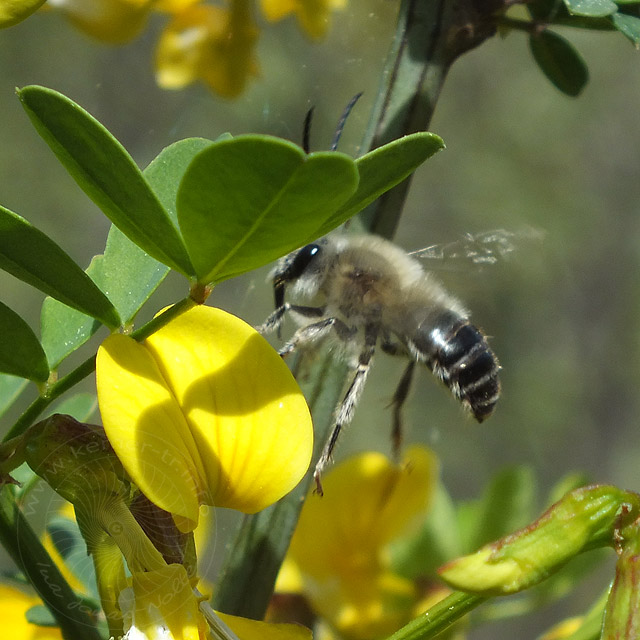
[[280, 446, 438, 640], [120, 564, 207, 640], [121, 564, 313, 640], [538, 616, 584, 640], [218, 610, 312, 639], [155, 0, 259, 98], [0, 584, 63, 639], [46, 0, 156, 42], [96, 304, 313, 532], [260, 0, 346, 40], [0, 0, 46, 28]]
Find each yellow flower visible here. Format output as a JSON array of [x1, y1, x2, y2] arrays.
[[538, 616, 584, 640], [46, 0, 156, 42], [155, 0, 259, 98], [218, 610, 312, 640], [41, 502, 89, 596], [121, 564, 313, 640], [280, 446, 438, 640], [260, 0, 346, 40], [120, 564, 208, 639], [96, 305, 313, 533], [0, 584, 63, 639], [0, 0, 46, 28]]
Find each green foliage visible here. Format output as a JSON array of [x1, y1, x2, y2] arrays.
[[20, 85, 444, 294], [176, 137, 359, 284], [17, 86, 194, 276], [502, 0, 640, 95], [0, 204, 119, 328], [0, 1, 639, 631], [0, 300, 49, 382], [529, 30, 589, 96]]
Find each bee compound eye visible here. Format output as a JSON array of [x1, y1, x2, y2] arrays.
[[289, 243, 322, 279], [273, 243, 322, 310]]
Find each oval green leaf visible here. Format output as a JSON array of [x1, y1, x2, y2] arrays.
[[0, 204, 119, 328], [564, 0, 617, 16], [177, 135, 359, 284], [17, 85, 194, 276], [313, 132, 445, 240], [40, 139, 211, 366], [0, 301, 49, 382], [611, 11, 640, 45], [529, 30, 589, 97]]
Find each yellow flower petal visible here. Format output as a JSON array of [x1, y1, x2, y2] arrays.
[[47, 0, 154, 42], [97, 305, 312, 529], [539, 616, 584, 640], [283, 447, 436, 639], [121, 564, 206, 640], [97, 333, 202, 528], [0, 0, 46, 28], [153, 0, 198, 13], [0, 584, 63, 639], [289, 446, 437, 578], [155, 0, 259, 98], [260, 0, 344, 40], [41, 503, 88, 596], [218, 611, 312, 640]]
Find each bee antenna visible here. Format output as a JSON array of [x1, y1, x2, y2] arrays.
[[303, 106, 315, 154], [330, 92, 363, 151]]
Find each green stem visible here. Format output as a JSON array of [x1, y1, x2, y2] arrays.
[[212, 0, 499, 623], [0, 487, 104, 640], [385, 592, 489, 640], [358, 0, 496, 238]]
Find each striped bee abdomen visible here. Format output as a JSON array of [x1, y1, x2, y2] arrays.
[[414, 310, 501, 422]]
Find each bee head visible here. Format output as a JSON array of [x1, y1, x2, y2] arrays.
[[273, 242, 323, 310]]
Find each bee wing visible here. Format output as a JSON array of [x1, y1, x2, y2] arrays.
[[409, 228, 543, 270]]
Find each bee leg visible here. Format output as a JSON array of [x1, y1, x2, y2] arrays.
[[256, 304, 325, 337], [314, 323, 378, 495], [389, 360, 416, 460], [278, 315, 342, 357]]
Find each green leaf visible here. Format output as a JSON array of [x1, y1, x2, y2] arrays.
[[390, 483, 462, 579], [40, 274, 100, 369], [529, 30, 589, 96], [0, 205, 119, 328], [45, 514, 101, 601], [147, 137, 217, 229], [564, 0, 617, 16], [17, 86, 193, 276], [464, 466, 537, 552], [40, 139, 209, 367], [26, 605, 57, 627], [0, 374, 28, 418], [314, 132, 445, 238], [611, 11, 640, 45], [0, 301, 48, 382], [177, 135, 359, 284]]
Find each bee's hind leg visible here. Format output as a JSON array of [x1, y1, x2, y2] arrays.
[[388, 360, 416, 460], [314, 322, 378, 495]]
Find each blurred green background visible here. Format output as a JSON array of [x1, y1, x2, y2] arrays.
[[1, 3, 640, 637]]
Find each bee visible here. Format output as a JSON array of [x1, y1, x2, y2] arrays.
[[259, 232, 515, 494]]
